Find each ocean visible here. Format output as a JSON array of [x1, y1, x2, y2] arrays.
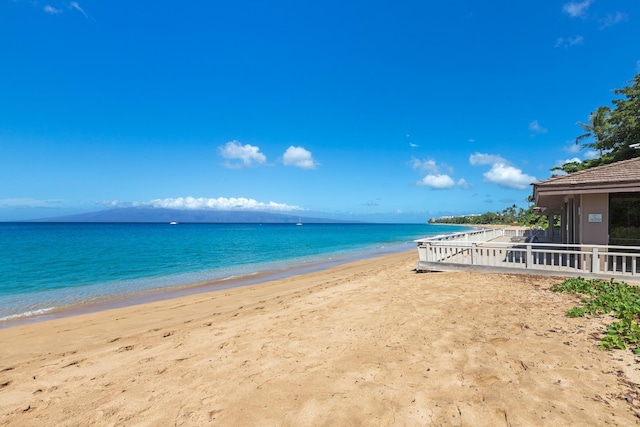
[[0, 222, 468, 326]]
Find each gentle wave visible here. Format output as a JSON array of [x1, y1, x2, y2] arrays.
[[0, 307, 55, 322]]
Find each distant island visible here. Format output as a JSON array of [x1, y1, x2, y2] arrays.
[[29, 207, 356, 224]]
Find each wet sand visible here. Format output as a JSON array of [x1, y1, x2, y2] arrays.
[[1, 251, 639, 425]]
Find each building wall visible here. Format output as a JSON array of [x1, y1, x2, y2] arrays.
[[580, 193, 609, 245]]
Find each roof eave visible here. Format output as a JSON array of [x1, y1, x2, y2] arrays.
[[534, 181, 640, 196]]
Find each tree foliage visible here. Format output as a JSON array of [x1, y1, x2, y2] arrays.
[[554, 74, 640, 174], [575, 105, 612, 155], [432, 204, 548, 227]]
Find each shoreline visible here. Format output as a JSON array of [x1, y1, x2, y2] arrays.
[[2, 250, 639, 424], [0, 241, 417, 330]]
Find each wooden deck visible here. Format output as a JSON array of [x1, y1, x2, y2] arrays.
[[415, 228, 640, 282]]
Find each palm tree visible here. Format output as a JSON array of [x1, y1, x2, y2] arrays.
[[501, 204, 517, 224], [575, 106, 612, 156]]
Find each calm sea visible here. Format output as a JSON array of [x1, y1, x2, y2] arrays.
[[0, 222, 468, 325]]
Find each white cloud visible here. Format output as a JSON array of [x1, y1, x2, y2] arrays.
[[554, 150, 599, 168], [599, 12, 627, 29], [43, 5, 62, 14], [218, 140, 267, 168], [69, 1, 88, 18], [528, 120, 548, 134], [457, 178, 470, 190], [470, 153, 536, 190], [484, 164, 537, 190], [406, 134, 418, 147], [564, 142, 582, 154], [98, 200, 124, 208], [282, 146, 318, 170], [417, 174, 456, 189], [469, 153, 507, 166], [412, 158, 462, 190], [583, 150, 599, 159], [410, 157, 439, 173], [112, 197, 303, 211], [0, 198, 63, 208], [555, 35, 584, 48], [561, 157, 582, 165], [562, 0, 593, 18]]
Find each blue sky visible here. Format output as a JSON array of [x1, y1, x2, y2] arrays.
[[1, 1, 639, 222]]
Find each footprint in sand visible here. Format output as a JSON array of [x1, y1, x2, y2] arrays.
[[473, 374, 500, 386], [62, 359, 85, 368], [489, 337, 510, 346], [508, 323, 526, 334], [208, 409, 223, 420]]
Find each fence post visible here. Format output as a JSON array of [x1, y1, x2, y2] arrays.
[[471, 243, 476, 265], [591, 247, 599, 273], [526, 244, 532, 268]]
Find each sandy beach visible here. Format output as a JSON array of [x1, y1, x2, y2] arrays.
[[1, 250, 640, 426]]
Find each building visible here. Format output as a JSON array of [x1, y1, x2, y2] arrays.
[[533, 156, 640, 246], [415, 158, 640, 280]]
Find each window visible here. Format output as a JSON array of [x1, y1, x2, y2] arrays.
[[610, 193, 640, 245]]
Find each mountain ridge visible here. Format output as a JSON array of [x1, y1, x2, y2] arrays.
[[29, 207, 357, 224]]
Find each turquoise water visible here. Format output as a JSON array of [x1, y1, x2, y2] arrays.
[[0, 222, 468, 324]]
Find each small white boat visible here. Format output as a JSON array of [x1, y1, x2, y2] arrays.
[[296, 217, 302, 226], [169, 221, 178, 225]]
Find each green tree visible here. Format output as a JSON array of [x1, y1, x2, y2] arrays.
[[552, 160, 586, 175], [575, 105, 612, 156], [514, 205, 548, 227], [432, 203, 548, 227], [608, 74, 640, 161], [553, 74, 640, 175], [500, 204, 517, 224]]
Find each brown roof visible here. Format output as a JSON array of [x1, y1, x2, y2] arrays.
[[534, 156, 640, 189]]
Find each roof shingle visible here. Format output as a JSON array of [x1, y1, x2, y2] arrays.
[[534, 156, 640, 188]]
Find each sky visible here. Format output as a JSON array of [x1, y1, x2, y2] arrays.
[[1, 1, 640, 222]]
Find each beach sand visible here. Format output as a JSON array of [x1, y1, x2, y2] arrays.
[[1, 251, 640, 426]]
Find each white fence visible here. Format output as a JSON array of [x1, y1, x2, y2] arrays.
[[423, 227, 506, 243], [415, 229, 640, 280]]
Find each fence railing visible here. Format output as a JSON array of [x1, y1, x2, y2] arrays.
[[415, 229, 640, 279], [424, 227, 505, 243], [422, 227, 550, 244]]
